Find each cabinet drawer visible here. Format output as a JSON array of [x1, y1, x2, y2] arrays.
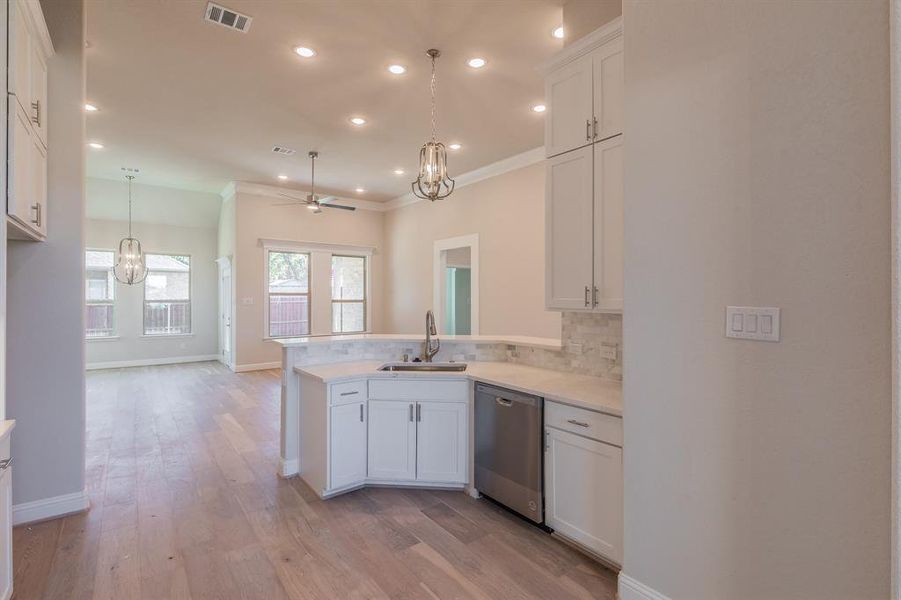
[[329, 380, 367, 406], [545, 401, 622, 446], [369, 379, 468, 402]]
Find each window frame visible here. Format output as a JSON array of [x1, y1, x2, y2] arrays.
[[85, 248, 117, 340], [142, 252, 193, 337], [265, 248, 312, 339], [330, 254, 367, 334]]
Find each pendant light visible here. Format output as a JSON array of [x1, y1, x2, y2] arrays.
[[412, 49, 455, 201], [113, 174, 147, 285]]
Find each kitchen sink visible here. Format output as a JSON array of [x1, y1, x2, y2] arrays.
[[377, 362, 467, 372]]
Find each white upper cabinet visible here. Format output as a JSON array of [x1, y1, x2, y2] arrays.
[[6, 0, 52, 242], [593, 135, 624, 311], [545, 54, 594, 158], [545, 145, 595, 310], [544, 20, 623, 158]]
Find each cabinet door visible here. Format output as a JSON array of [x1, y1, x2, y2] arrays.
[[7, 101, 35, 232], [546, 145, 594, 310], [415, 401, 467, 483], [0, 467, 11, 600], [8, 0, 30, 115], [592, 39, 624, 141], [30, 136, 47, 237], [329, 401, 367, 491], [545, 54, 593, 158], [545, 427, 622, 564], [29, 43, 47, 148], [592, 135, 623, 311], [367, 400, 416, 481]]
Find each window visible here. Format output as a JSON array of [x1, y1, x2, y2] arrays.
[[331, 255, 366, 333], [85, 250, 115, 338], [267, 250, 310, 337], [144, 254, 191, 335]]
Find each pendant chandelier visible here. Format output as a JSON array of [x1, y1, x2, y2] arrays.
[[412, 48, 454, 201], [113, 174, 147, 285]]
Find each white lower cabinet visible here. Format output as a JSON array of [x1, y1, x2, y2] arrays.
[[415, 401, 467, 484], [545, 403, 623, 565], [367, 399, 416, 481], [328, 400, 367, 490], [0, 463, 11, 600]]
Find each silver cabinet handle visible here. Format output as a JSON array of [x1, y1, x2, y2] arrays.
[[409, 403, 414, 422], [0, 458, 11, 471], [31, 100, 40, 127], [585, 119, 591, 141], [584, 286, 590, 307], [416, 403, 422, 422], [544, 431, 550, 451], [339, 390, 359, 397], [593, 286, 599, 307], [593, 116, 599, 139], [31, 203, 41, 227], [359, 404, 364, 422], [566, 419, 590, 428]]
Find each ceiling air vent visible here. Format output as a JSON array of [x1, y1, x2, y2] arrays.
[[204, 2, 252, 33], [272, 145, 296, 156]]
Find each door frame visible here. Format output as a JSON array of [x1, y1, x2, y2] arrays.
[[892, 1, 901, 596], [216, 256, 234, 370], [433, 234, 480, 335]]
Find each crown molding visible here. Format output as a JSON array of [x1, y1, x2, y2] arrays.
[[537, 16, 623, 74], [383, 146, 545, 212], [219, 180, 237, 202]]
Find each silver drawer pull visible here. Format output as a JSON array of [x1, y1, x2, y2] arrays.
[[566, 419, 590, 428], [339, 390, 359, 396], [0, 457, 11, 470]]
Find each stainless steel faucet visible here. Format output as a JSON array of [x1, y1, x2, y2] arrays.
[[424, 310, 440, 362]]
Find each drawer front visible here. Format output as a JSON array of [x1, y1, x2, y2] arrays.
[[369, 379, 468, 402], [329, 380, 367, 406], [545, 401, 622, 446]]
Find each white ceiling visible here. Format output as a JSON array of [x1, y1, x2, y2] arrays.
[[85, 0, 563, 201]]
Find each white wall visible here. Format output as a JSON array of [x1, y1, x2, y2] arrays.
[[7, 0, 86, 507], [384, 162, 560, 339], [232, 189, 386, 368], [622, 1, 890, 598], [85, 219, 219, 367], [87, 177, 222, 228]]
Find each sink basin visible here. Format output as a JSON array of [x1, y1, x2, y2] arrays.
[[378, 362, 467, 372]]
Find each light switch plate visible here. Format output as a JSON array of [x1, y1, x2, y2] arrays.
[[725, 306, 780, 342]]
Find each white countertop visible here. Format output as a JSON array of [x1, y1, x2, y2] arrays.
[[272, 333, 563, 352], [294, 361, 622, 417]]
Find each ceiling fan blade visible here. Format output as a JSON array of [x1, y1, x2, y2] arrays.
[[272, 202, 303, 206], [320, 203, 356, 211], [318, 195, 339, 204], [277, 192, 304, 201]]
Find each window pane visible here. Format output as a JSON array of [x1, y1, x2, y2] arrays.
[[86, 304, 114, 337], [86, 250, 114, 269], [332, 301, 365, 333], [331, 256, 365, 300], [145, 254, 190, 271], [86, 269, 114, 301], [145, 271, 190, 301], [269, 295, 309, 337], [269, 251, 309, 293], [144, 301, 191, 335]]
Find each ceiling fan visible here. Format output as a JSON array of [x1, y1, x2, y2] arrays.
[[274, 151, 356, 214]]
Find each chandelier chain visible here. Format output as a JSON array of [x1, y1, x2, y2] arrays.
[[430, 54, 437, 142], [126, 175, 134, 238]]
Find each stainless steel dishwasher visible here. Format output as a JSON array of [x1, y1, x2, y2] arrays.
[[474, 383, 544, 524]]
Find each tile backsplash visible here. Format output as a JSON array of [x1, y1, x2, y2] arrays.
[[507, 312, 623, 381]]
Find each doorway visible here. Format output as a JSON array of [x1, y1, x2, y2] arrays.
[[433, 234, 479, 335], [217, 257, 233, 369]]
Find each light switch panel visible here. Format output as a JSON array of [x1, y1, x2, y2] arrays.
[[725, 306, 780, 342]]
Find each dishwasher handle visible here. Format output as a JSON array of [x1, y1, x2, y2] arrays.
[[495, 397, 513, 407], [476, 383, 542, 408]]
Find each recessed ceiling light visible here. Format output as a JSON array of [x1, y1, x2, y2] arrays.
[[388, 64, 406, 75], [84, 103, 99, 112], [355, 187, 365, 193], [467, 57, 487, 69], [448, 143, 462, 150], [294, 46, 316, 58], [88, 142, 104, 149], [532, 104, 547, 113], [277, 174, 288, 180], [393, 169, 405, 175], [552, 26, 564, 39], [349, 116, 367, 126]]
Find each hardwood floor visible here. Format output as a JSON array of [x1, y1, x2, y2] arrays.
[[12, 362, 617, 599]]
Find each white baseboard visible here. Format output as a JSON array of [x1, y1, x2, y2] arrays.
[[13, 489, 90, 526], [619, 574, 671, 600], [86, 354, 220, 370], [235, 361, 281, 372], [278, 457, 299, 478]]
